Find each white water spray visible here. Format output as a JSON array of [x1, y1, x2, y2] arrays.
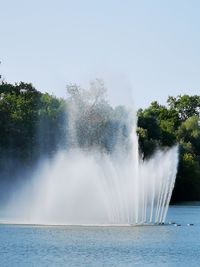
[[2, 84, 179, 225]]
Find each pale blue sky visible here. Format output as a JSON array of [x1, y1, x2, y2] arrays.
[[1, 0, 200, 108]]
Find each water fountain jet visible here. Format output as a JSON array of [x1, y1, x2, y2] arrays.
[[2, 82, 179, 226]]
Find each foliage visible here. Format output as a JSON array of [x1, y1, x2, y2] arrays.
[[0, 78, 199, 202], [137, 95, 200, 201], [0, 82, 66, 188]]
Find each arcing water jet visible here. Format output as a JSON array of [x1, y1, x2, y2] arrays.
[[2, 82, 179, 225]]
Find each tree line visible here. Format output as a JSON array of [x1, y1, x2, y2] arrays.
[[0, 79, 199, 202]]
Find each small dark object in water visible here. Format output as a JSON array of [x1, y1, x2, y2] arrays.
[[174, 224, 181, 227], [169, 221, 176, 225], [187, 224, 194, 226]]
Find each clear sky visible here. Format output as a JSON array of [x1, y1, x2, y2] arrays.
[[1, 0, 200, 108]]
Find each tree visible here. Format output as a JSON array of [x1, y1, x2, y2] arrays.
[[167, 95, 200, 121]]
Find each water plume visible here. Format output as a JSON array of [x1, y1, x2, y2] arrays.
[[2, 81, 179, 225]]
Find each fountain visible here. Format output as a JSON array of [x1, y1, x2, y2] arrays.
[[2, 83, 179, 226]]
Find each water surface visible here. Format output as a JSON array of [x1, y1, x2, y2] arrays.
[[0, 205, 200, 267]]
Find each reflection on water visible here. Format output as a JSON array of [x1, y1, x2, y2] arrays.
[[0, 205, 200, 267]]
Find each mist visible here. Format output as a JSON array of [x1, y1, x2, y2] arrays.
[[0, 80, 178, 225]]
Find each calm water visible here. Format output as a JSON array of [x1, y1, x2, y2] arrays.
[[0, 205, 200, 267]]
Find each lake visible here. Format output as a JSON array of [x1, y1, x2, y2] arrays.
[[0, 204, 200, 267]]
